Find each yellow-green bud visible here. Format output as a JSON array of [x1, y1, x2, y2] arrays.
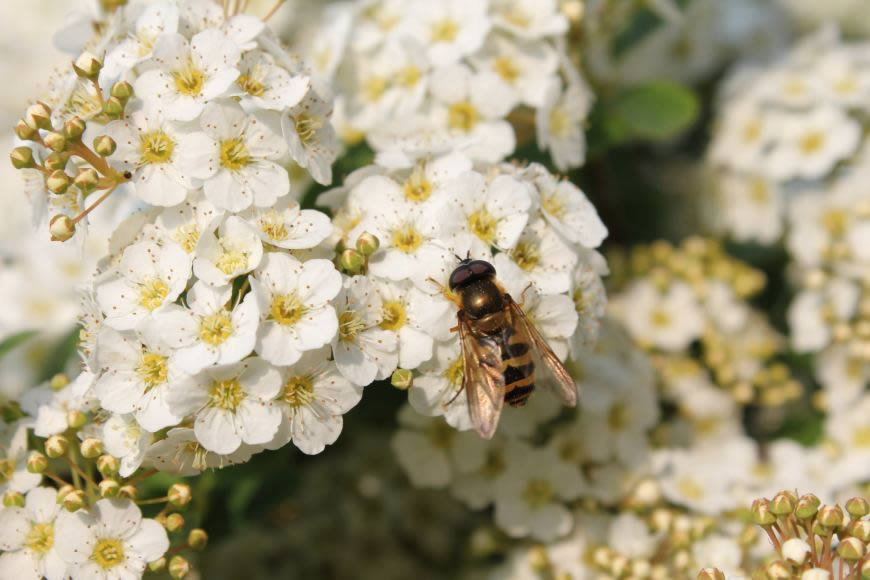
[[188, 528, 208, 550], [49, 214, 76, 241], [168, 555, 190, 579], [103, 96, 124, 118], [73, 51, 102, 80], [44, 152, 68, 171], [44, 131, 67, 153], [355, 231, 380, 256], [849, 519, 870, 543], [80, 438, 103, 459], [795, 494, 821, 519], [93, 135, 116, 157], [391, 368, 413, 390], [861, 558, 870, 579], [99, 479, 120, 498], [24, 102, 52, 130], [697, 568, 725, 580], [62, 489, 86, 512], [46, 170, 72, 194], [45, 434, 70, 458], [110, 81, 134, 102], [74, 168, 100, 193], [812, 520, 832, 537], [168, 483, 192, 508], [15, 119, 38, 140], [770, 491, 795, 516], [764, 560, 790, 580], [67, 409, 87, 430], [818, 504, 844, 529], [50, 373, 69, 390], [846, 497, 870, 519], [339, 248, 365, 274], [119, 484, 137, 500], [165, 512, 185, 532], [751, 498, 776, 526], [3, 490, 25, 508], [56, 484, 75, 504], [26, 451, 48, 473], [10, 146, 35, 169], [148, 558, 167, 573], [63, 117, 86, 141], [97, 454, 120, 477], [837, 537, 865, 561]]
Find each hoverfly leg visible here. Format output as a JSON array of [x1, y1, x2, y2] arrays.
[[519, 282, 534, 308]]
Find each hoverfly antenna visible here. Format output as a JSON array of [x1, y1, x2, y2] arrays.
[[453, 252, 463, 262], [465, 250, 471, 260]]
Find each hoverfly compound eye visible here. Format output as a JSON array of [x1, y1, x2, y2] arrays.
[[468, 260, 496, 277], [448, 266, 472, 290]]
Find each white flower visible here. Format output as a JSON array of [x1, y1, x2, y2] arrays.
[[102, 1, 180, 81], [95, 240, 191, 331], [19, 383, 96, 438], [185, 101, 290, 212], [816, 346, 869, 412], [134, 30, 241, 121], [166, 357, 281, 454], [102, 414, 151, 478], [408, 338, 475, 430], [153, 192, 224, 254], [607, 513, 659, 559], [501, 275, 578, 360], [55, 499, 168, 579], [143, 427, 255, 476], [617, 280, 705, 352], [493, 219, 578, 295], [0, 487, 66, 580], [692, 535, 743, 578], [266, 349, 364, 454], [782, 538, 811, 565], [536, 80, 593, 172], [250, 252, 341, 365], [825, 393, 870, 481], [531, 172, 607, 249], [401, 0, 491, 66], [235, 49, 310, 112], [449, 170, 531, 250], [193, 215, 264, 287], [713, 173, 783, 244], [801, 569, 832, 580], [490, 0, 569, 39], [471, 34, 559, 109], [94, 325, 190, 431], [242, 197, 333, 250], [708, 101, 776, 173], [767, 106, 861, 181], [281, 89, 339, 185], [493, 446, 583, 541], [157, 281, 260, 373], [332, 275, 399, 386], [570, 250, 609, 350], [788, 277, 859, 353]]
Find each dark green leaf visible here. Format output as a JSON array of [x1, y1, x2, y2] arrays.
[[600, 81, 700, 145], [0, 330, 38, 359]]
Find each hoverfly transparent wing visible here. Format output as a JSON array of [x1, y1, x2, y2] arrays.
[[457, 312, 505, 439]]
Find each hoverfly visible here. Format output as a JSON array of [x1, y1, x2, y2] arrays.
[[445, 257, 577, 439]]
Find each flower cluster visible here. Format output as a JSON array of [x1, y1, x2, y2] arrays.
[[298, 0, 591, 171]]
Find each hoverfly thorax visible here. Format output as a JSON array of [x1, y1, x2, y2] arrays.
[[449, 259, 504, 321]]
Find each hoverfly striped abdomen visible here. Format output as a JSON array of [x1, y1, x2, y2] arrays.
[[500, 326, 535, 407]]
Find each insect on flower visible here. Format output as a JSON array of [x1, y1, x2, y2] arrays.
[[443, 257, 577, 438]]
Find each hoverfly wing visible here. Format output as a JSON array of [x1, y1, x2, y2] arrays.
[[457, 312, 505, 439], [505, 294, 578, 407]]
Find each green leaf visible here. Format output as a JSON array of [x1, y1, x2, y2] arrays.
[[37, 327, 80, 383], [600, 81, 700, 145], [0, 330, 38, 359], [611, 8, 664, 58]]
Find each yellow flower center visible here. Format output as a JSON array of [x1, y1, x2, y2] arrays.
[[522, 479, 554, 507], [339, 310, 366, 343], [294, 113, 324, 146], [494, 56, 520, 83], [140, 130, 175, 165], [209, 378, 245, 410], [503, 8, 530, 28], [541, 193, 565, 219], [822, 208, 848, 237], [61, 82, 103, 120], [403, 164, 433, 202], [390, 222, 424, 253], [748, 178, 770, 203], [483, 448, 506, 477], [742, 120, 762, 143], [835, 76, 858, 95], [364, 76, 388, 102], [219, 138, 252, 171], [431, 19, 459, 42], [448, 101, 480, 132], [173, 61, 205, 96], [468, 208, 498, 244], [216, 249, 248, 275], [238, 70, 265, 97], [271, 293, 306, 326], [397, 65, 422, 87], [608, 403, 629, 431], [92, 538, 125, 570], [25, 522, 54, 555], [511, 241, 540, 271], [199, 312, 234, 346], [446, 355, 464, 390], [139, 278, 169, 311], [677, 476, 705, 501], [137, 351, 169, 390], [853, 426, 870, 448], [281, 375, 314, 407], [799, 131, 825, 154], [174, 225, 200, 253], [0, 458, 13, 483], [572, 288, 585, 314], [783, 78, 806, 97], [380, 300, 407, 331], [650, 308, 671, 328], [549, 106, 571, 137]]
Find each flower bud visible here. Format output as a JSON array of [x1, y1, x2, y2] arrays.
[[73, 51, 102, 79], [697, 569, 725, 580], [49, 215, 76, 242], [44, 131, 67, 153], [148, 558, 167, 573], [168, 483, 192, 508], [3, 490, 25, 508], [849, 519, 870, 543], [119, 484, 137, 500], [846, 497, 870, 519], [45, 435, 70, 458], [861, 559, 870, 579], [782, 538, 810, 565], [24, 102, 52, 130], [50, 373, 69, 390], [165, 513, 185, 532], [528, 545, 550, 572], [837, 537, 865, 561], [56, 484, 75, 504], [67, 409, 87, 430], [765, 560, 790, 580], [80, 438, 103, 459], [103, 96, 124, 118], [812, 520, 831, 537], [10, 146, 35, 169], [796, 494, 821, 519], [751, 498, 776, 526], [188, 528, 208, 550], [74, 168, 100, 193], [110, 80, 134, 102], [15, 119, 38, 140], [97, 454, 120, 477], [26, 451, 48, 473], [44, 152, 68, 171], [168, 555, 190, 579], [801, 569, 831, 580], [93, 135, 116, 157], [770, 491, 795, 516], [626, 478, 662, 510], [817, 504, 844, 529], [355, 231, 380, 256], [340, 248, 366, 274], [46, 170, 72, 194], [63, 117, 86, 141], [62, 489, 86, 512], [391, 368, 413, 390], [99, 479, 120, 498]]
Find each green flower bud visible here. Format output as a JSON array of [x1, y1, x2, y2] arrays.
[[391, 368, 413, 390], [861, 558, 870, 579], [24, 102, 52, 130], [168, 555, 190, 579], [355, 231, 380, 256], [49, 215, 76, 242], [751, 498, 776, 526], [44, 131, 67, 153], [45, 435, 69, 458], [26, 451, 48, 473], [846, 497, 870, 519], [3, 490, 25, 508], [849, 520, 870, 543], [837, 537, 865, 561], [165, 513, 185, 532], [15, 119, 38, 140], [696, 568, 725, 580], [43, 152, 68, 171], [99, 479, 120, 498], [93, 135, 116, 157], [764, 560, 790, 580], [148, 558, 167, 573], [63, 117, 86, 141], [339, 248, 366, 274], [73, 168, 100, 193], [97, 454, 120, 477], [168, 483, 192, 508], [80, 438, 103, 459], [56, 485, 75, 504], [188, 528, 208, 550], [812, 520, 832, 537], [795, 494, 821, 519], [818, 504, 844, 529], [46, 170, 72, 194], [10, 146, 35, 169], [103, 96, 124, 118], [67, 409, 87, 430], [770, 491, 795, 516], [110, 80, 134, 102], [50, 373, 69, 390], [62, 489, 86, 512], [119, 484, 137, 500], [73, 51, 102, 79]]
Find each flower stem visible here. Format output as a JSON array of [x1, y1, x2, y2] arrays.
[[72, 184, 117, 225], [263, 0, 286, 21]]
